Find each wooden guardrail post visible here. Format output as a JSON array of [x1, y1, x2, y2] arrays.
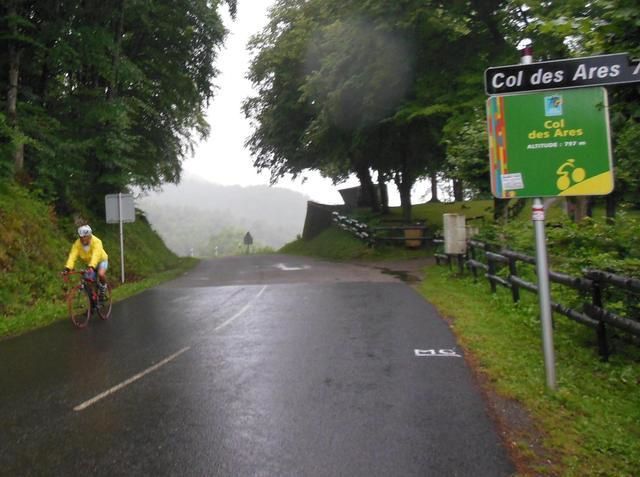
[[469, 244, 478, 281], [590, 274, 610, 361], [487, 256, 497, 294], [508, 255, 520, 303]]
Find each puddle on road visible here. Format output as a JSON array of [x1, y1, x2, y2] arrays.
[[379, 268, 420, 284]]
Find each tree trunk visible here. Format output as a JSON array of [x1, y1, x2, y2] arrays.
[[453, 179, 464, 202], [574, 196, 588, 222], [394, 173, 412, 222], [428, 173, 439, 202], [586, 196, 594, 218], [399, 182, 412, 222], [108, 0, 126, 100], [8, 26, 24, 174], [378, 175, 389, 214], [355, 164, 379, 212], [493, 198, 509, 221]]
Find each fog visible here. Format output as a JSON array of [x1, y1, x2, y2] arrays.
[[137, 175, 308, 256]]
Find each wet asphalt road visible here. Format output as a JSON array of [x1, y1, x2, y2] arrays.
[[0, 255, 514, 476]]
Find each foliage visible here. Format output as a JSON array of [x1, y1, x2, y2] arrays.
[[365, 199, 494, 232], [478, 209, 640, 277], [444, 114, 493, 198], [0, 0, 234, 214], [0, 181, 68, 316], [245, 0, 517, 219], [280, 224, 434, 262], [280, 226, 376, 261], [520, 0, 640, 207], [245, 0, 640, 218], [474, 205, 640, 323]]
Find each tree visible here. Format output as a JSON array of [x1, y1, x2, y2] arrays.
[[0, 0, 236, 214], [445, 114, 492, 199]]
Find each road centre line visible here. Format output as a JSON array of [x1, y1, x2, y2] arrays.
[[212, 285, 267, 333], [73, 285, 268, 412], [73, 346, 191, 412]]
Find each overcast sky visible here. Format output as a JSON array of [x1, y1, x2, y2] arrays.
[[184, 0, 429, 206]]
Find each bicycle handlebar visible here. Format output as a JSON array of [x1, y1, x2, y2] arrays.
[[61, 270, 96, 283]]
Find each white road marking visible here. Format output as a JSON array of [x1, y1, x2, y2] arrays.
[[212, 285, 267, 333], [73, 346, 191, 411], [73, 285, 268, 412], [170, 296, 190, 304], [275, 263, 310, 271], [414, 349, 462, 358]]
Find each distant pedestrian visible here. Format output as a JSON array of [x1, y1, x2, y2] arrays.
[[243, 232, 253, 254]]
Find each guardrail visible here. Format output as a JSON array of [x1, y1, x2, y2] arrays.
[[371, 225, 430, 247], [332, 212, 433, 248], [331, 212, 375, 246], [435, 239, 640, 360]]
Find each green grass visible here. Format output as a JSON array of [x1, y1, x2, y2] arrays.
[[398, 199, 495, 228], [0, 258, 197, 340], [354, 199, 495, 231], [420, 265, 640, 477], [280, 226, 432, 261], [0, 180, 196, 338]]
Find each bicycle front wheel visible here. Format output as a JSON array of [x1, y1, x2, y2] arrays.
[[97, 283, 113, 320], [68, 286, 91, 328]]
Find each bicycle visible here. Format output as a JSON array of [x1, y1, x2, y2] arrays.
[[62, 270, 113, 328]]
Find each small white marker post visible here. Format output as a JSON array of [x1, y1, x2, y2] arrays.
[[522, 46, 557, 390]]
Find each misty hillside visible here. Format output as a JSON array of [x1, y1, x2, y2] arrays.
[[137, 177, 309, 256]]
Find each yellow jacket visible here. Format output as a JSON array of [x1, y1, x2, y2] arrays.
[[65, 235, 108, 269]]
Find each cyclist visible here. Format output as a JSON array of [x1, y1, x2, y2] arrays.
[[63, 225, 109, 299]]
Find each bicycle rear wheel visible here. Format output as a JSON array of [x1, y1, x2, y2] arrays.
[[97, 283, 113, 320], [68, 285, 91, 328]]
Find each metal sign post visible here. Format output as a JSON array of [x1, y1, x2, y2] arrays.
[[522, 47, 557, 391], [485, 49, 632, 390], [105, 193, 136, 284], [532, 199, 556, 389], [118, 193, 125, 283]]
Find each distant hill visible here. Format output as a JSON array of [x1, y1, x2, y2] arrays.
[[137, 176, 309, 256]]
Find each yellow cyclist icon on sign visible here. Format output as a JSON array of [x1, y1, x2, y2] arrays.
[[556, 159, 586, 191]]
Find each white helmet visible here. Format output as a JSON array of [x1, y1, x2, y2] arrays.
[[77, 225, 92, 237]]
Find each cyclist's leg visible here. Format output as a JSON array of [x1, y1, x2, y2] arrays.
[[97, 261, 108, 281], [97, 261, 108, 297]]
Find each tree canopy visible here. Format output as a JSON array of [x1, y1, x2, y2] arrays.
[[1, 0, 236, 214], [245, 0, 640, 219]]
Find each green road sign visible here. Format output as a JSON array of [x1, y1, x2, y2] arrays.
[[487, 87, 614, 198]]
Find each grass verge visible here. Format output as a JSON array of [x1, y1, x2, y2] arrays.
[[281, 226, 432, 261], [353, 199, 495, 231], [419, 265, 640, 477], [0, 258, 197, 339]]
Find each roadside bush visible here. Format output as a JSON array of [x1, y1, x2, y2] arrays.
[[475, 209, 640, 323], [477, 210, 640, 277]]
